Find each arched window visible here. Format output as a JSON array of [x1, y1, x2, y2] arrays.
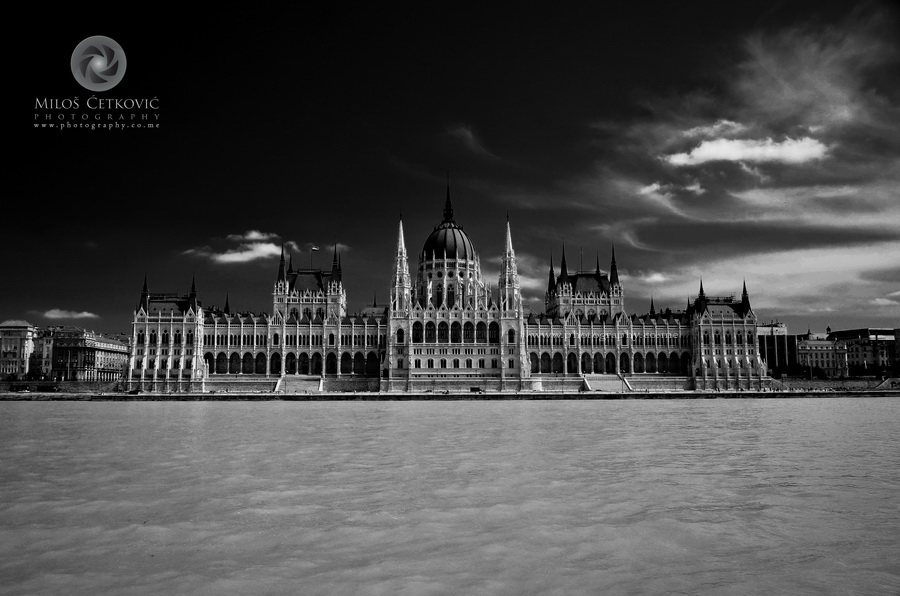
[[396, 329, 405, 344], [508, 329, 515, 344], [425, 322, 436, 342], [412, 322, 423, 343], [438, 322, 449, 342], [488, 322, 500, 343]]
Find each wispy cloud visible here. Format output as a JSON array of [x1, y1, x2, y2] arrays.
[[43, 309, 99, 319], [664, 137, 829, 166], [447, 125, 500, 160], [226, 230, 280, 242], [683, 119, 748, 138], [871, 298, 899, 306]]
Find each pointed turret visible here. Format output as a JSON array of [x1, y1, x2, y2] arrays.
[[547, 251, 557, 294], [596, 252, 601, 276], [443, 173, 454, 223], [188, 274, 199, 312], [138, 273, 149, 311], [330, 244, 340, 283], [610, 243, 620, 286], [650, 295, 656, 317], [276, 244, 287, 284], [224, 293, 231, 315], [391, 217, 411, 310], [499, 217, 520, 311], [559, 244, 570, 286], [741, 280, 751, 316]]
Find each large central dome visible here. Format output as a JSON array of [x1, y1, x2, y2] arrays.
[[421, 188, 476, 261]]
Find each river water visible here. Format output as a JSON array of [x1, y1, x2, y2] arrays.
[[1, 398, 898, 595]]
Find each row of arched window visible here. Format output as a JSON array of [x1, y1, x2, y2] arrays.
[[701, 330, 755, 346], [398, 321, 506, 344], [137, 330, 194, 345], [529, 351, 692, 375], [202, 350, 381, 376], [528, 333, 691, 348]]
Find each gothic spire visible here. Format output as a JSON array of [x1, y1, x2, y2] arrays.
[[331, 244, 340, 281], [559, 244, 569, 286], [189, 274, 198, 312], [224, 293, 231, 314], [139, 273, 149, 311], [547, 251, 556, 294], [276, 243, 287, 283], [443, 172, 454, 223], [650, 295, 656, 317], [741, 279, 751, 315], [610, 243, 619, 285]]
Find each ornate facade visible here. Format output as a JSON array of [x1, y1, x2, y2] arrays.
[[127, 187, 769, 393]]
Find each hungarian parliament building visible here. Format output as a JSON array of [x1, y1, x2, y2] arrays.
[[128, 188, 768, 393]]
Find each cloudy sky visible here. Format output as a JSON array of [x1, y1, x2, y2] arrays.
[[14, 2, 900, 336]]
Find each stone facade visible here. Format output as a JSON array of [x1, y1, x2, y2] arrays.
[[126, 188, 769, 393]]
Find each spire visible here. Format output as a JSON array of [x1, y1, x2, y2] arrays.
[[139, 273, 149, 311], [224, 293, 231, 314], [547, 250, 557, 294], [396, 218, 407, 256], [443, 172, 454, 222], [276, 243, 287, 283], [596, 252, 601, 276], [741, 279, 751, 315], [188, 274, 198, 312], [391, 217, 411, 309], [499, 217, 520, 306], [373, 291, 378, 307], [288, 253, 294, 274], [559, 244, 569, 285], [331, 244, 340, 281], [699, 279, 706, 299], [650, 295, 656, 316], [609, 243, 619, 285]]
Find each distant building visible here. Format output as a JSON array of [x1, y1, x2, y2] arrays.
[[828, 328, 895, 378], [757, 321, 799, 376], [50, 326, 129, 382], [0, 320, 36, 380], [796, 329, 849, 379]]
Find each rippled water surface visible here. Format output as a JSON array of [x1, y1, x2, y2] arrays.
[[1, 399, 899, 595]]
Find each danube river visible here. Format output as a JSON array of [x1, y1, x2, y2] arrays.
[[1, 399, 898, 595]]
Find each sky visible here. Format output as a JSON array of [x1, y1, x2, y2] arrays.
[[13, 2, 900, 337]]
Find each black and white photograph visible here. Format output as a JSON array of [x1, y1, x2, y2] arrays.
[[6, 3, 900, 594]]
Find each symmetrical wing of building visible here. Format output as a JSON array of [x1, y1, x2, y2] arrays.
[[124, 188, 773, 393]]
